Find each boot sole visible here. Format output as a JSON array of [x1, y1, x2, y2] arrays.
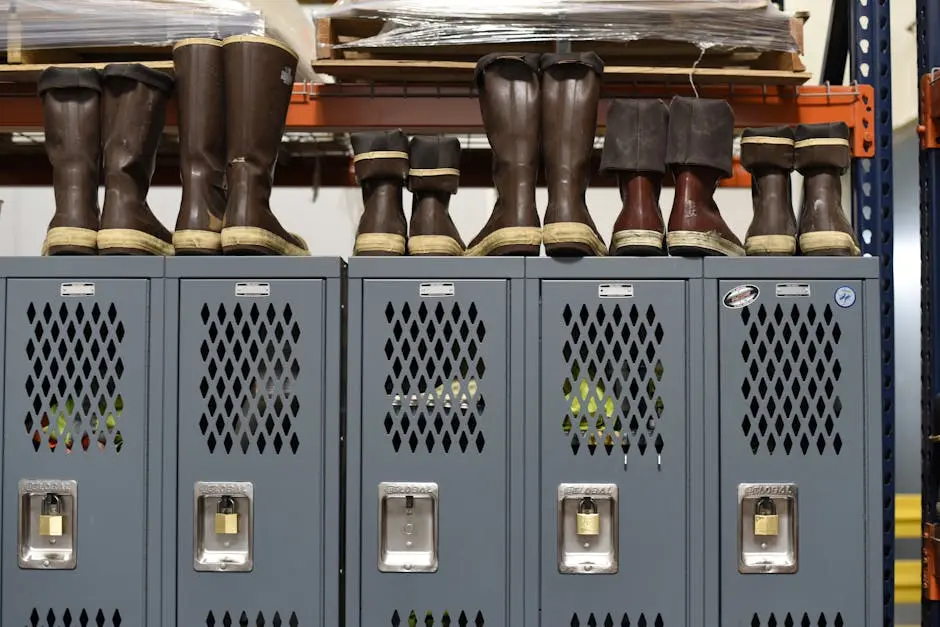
[[173, 229, 222, 255], [42, 227, 98, 256], [408, 235, 464, 256], [98, 228, 175, 256], [543, 222, 607, 257], [610, 229, 665, 256], [745, 234, 797, 256], [667, 231, 744, 258], [222, 227, 310, 257], [354, 233, 406, 256], [464, 227, 541, 257], [799, 231, 861, 256]]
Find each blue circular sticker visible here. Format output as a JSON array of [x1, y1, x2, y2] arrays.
[[834, 286, 856, 308]]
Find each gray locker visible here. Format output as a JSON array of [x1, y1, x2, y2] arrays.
[[705, 258, 882, 626], [525, 258, 705, 627], [346, 258, 526, 627], [164, 258, 343, 627], [0, 258, 164, 627]]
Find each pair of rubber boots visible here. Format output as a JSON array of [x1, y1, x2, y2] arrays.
[[467, 52, 607, 257], [352, 131, 464, 257], [39, 35, 307, 257], [742, 123, 860, 256]]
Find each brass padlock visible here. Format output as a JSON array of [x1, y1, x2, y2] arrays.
[[753, 496, 779, 537], [39, 493, 64, 537], [214, 496, 239, 535], [575, 497, 600, 536]]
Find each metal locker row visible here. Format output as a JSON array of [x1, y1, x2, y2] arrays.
[[0, 256, 882, 627]]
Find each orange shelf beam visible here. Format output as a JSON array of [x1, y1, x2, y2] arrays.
[[1, 81, 875, 158], [919, 72, 940, 150]]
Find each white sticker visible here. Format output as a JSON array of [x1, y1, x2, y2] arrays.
[[722, 284, 760, 309], [60, 282, 95, 297], [235, 282, 271, 297], [775, 283, 811, 298], [281, 66, 294, 86], [598, 284, 634, 299], [834, 286, 857, 308], [419, 282, 455, 298]]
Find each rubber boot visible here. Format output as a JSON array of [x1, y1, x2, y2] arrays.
[[97, 64, 175, 256], [541, 52, 606, 257], [794, 122, 860, 256], [465, 53, 542, 257], [351, 130, 409, 256], [665, 97, 744, 257], [38, 67, 102, 256], [408, 135, 465, 256], [220, 35, 309, 256], [600, 99, 668, 256], [172, 38, 227, 255], [742, 126, 797, 255]]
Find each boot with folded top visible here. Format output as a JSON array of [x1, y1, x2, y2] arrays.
[[665, 96, 744, 257], [408, 135, 465, 256], [741, 125, 798, 256], [351, 130, 409, 256], [172, 38, 227, 255], [465, 53, 543, 257], [38, 67, 102, 256], [601, 98, 668, 256], [97, 63, 175, 256], [794, 122, 860, 256], [541, 52, 607, 257], [219, 35, 309, 256]]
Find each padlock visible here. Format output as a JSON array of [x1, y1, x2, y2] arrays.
[[753, 496, 779, 537], [39, 493, 64, 537], [214, 496, 239, 535], [576, 497, 600, 536]]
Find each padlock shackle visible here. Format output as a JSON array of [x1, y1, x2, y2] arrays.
[[578, 497, 598, 515]]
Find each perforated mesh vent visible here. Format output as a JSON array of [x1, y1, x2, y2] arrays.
[[29, 608, 122, 626], [740, 303, 844, 455], [205, 611, 299, 626], [25, 302, 126, 453], [569, 613, 664, 627], [749, 613, 843, 627], [561, 303, 666, 459], [198, 303, 301, 455], [383, 301, 487, 454], [390, 609, 484, 626]]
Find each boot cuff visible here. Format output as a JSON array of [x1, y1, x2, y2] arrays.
[[665, 96, 734, 178], [741, 126, 794, 171], [103, 64, 174, 93], [474, 53, 541, 87], [540, 52, 604, 76], [794, 122, 851, 171], [408, 135, 461, 194], [221, 34, 298, 60], [38, 67, 101, 95], [352, 130, 409, 181], [600, 99, 668, 174]]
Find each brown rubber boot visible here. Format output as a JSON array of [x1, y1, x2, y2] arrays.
[[600, 99, 668, 256], [742, 126, 797, 255], [465, 53, 542, 257], [665, 97, 744, 257], [220, 35, 309, 256], [97, 64, 175, 256], [172, 38, 227, 255], [408, 135, 465, 256], [541, 52, 606, 257], [38, 68, 102, 256], [351, 130, 409, 256], [794, 122, 860, 256]]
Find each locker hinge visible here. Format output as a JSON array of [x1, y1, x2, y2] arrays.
[[917, 71, 940, 150]]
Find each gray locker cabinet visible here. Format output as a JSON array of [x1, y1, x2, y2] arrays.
[[0, 258, 165, 627], [164, 258, 344, 627], [704, 258, 882, 626], [346, 258, 526, 627], [525, 258, 705, 627]]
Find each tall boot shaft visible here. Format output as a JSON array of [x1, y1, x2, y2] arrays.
[[351, 130, 409, 256], [173, 38, 226, 235], [741, 125, 797, 255], [408, 135, 465, 256]]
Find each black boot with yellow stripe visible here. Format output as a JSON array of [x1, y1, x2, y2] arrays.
[[351, 130, 409, 256], [741, 126, 798, 256], [407, 135, 465, 256]]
